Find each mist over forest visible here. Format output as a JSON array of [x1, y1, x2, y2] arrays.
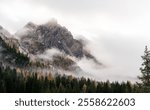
[[0, 0, 150, 92]]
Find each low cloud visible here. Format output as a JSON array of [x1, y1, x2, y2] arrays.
[[74, 33, 142, 82], [36, 48, 64, 61], [1, 0, 149, 82]]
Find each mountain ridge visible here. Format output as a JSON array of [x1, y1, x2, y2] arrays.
[[0, 21, 102, 77]]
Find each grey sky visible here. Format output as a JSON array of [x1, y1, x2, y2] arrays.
[[1, 0, 150, 81]]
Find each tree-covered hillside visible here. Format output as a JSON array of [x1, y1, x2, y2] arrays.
[[0, 65, 148, 93]]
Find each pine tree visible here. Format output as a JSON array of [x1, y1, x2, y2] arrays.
[[139, 46, 150, 91]]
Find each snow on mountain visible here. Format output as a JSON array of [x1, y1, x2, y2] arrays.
[[0, 21, 102, 78]]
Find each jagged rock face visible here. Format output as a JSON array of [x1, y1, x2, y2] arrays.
[[0, 22, 102, 78], [16, 22, 84, 58]]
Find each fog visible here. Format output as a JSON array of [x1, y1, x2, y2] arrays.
[[37, 48, 64, 61], [1, 0, 150, 81], [77, 34, 146, 82]]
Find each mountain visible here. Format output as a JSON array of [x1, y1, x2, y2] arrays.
[[15, 21, 97, 59], [0, 21, 101, 77], [0, 26, 29, 67]]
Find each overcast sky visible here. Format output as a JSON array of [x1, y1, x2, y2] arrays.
[[1, 0, 150, 82]]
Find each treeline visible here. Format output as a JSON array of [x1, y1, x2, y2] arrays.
[[0, 65, 148, 93], [0, 36, 29, 67]]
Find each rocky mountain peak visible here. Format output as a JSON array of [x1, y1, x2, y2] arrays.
[[25, 22, 37, 29], [0, 21, 102, 80], [16, 21, 85, 58], [0, 21, 101, 65]]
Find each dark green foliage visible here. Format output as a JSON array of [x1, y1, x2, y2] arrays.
[[0, 44, 149, 93], [0, 65, 148, 93], [138, 46, 150, 91]]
